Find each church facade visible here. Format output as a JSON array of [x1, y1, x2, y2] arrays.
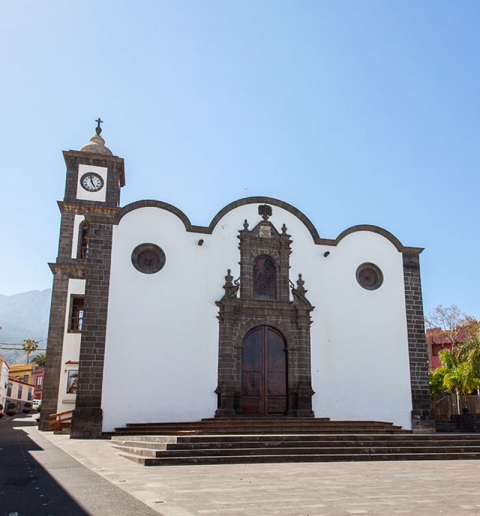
[[40, 127, 434, 437]]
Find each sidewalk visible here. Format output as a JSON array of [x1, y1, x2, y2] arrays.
[[3, 414, 480, 516], [0, 414, 158, 516]]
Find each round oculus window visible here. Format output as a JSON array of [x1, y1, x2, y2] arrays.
[[131, 244, 166, 274], [356, 262, 383, 290]]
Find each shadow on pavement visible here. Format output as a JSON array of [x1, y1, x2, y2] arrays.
[[0, 414, 89, 515]]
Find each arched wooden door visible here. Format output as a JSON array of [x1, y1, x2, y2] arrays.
[[241, 326, 287, 415]]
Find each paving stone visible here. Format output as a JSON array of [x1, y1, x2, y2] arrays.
[[34, 423, 480, 516]]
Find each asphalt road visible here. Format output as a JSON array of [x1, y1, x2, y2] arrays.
[[0, 414, 159, 516]]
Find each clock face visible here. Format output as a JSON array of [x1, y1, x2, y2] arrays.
[[80, 172, 104, 192]]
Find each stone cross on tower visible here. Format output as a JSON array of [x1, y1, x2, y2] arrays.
[[95, 118, 104, 136], [258, 204, 272, 221]]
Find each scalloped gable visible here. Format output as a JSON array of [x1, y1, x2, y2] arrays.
[[116, 196, 422, 254]]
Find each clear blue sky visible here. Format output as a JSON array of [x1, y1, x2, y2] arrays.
[[1, 1, 479, 318]]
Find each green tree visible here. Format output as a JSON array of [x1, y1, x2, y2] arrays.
[[435, 349, 480, 414], [429, 367, 448, 395], [30, 352, 46, 367], [21, 339, 39, 364], [457, 335, 480, 394]]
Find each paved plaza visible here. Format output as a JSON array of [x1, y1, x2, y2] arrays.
[[2, 415, 480, 515]]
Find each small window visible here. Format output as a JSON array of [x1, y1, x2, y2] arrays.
[[18, 386, 23, 399], [253, 255, 276, 300], [28, 390, 33, 401], [23, 375, 29, 383], [66, 370, 78, 394], [70, 297, 84, 332], [37, 376, 43, 387], [6, 384, 12, 397], [79, 222, 90, 259]]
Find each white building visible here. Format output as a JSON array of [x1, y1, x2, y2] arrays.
[[40, 126, 433, 437], [6, 377, 34, 411], [0, 356, 10, 411]]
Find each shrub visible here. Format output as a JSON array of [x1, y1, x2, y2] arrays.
[[24, 402, 32, 409], [37, 405, 42, 413], [0, 403, 3, 411], [7, 402, 16, 411]]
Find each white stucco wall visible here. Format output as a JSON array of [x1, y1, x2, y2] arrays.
[[57, 278, 85, 413], [101, 203, 413, 431]]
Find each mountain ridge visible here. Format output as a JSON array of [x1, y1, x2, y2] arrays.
[[0, 289, 51, 364]]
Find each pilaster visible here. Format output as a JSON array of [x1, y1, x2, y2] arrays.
[[403, 253, 435, 432], [39, 272, 70, 430], [70, 213, 116, 438]]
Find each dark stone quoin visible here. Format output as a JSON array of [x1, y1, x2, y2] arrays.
[[403, 253, 435, 432]]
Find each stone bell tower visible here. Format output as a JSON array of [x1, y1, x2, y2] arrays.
[[40, 120, 125, 437]]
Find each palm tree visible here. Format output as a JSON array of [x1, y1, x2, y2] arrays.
[[437, 349, 480, 414], [31, 352, 46, 367], [457, 336, 480, 395], [21, 339, 39, 364]]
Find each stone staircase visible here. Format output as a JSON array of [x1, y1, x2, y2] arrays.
[[109, 418, 480, 466], [111, 433, 480, 466], [112, 418, 406, 436]]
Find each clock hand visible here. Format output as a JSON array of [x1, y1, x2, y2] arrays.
[[90, 178, 95, 188]]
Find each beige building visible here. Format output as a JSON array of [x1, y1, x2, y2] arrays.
[[9, 363, 34, 385]]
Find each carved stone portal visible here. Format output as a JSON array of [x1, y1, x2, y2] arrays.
[[215, 209, 315, 417]]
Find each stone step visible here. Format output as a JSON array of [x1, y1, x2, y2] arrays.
[[118, 451, 480, 466], [114, 426, 405, 436], [110, 433, 480, 444], [111, 431, 480, 466], [125, 418, 392, 426], [116, 418, 405, 435], [111, 437, 480, 451], [113, 444, 480, 458], [123, 420, 399, 428]]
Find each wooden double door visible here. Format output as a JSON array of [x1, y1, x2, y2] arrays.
[[241, 326, 287, 415]]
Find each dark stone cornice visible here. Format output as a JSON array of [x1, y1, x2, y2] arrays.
[[116, 199, 211, 233], [319, 225, 424, 255], [116, 197, 423, 255], [58, 201, 120, 217], [63, 150, 124, 163], [62, 150, 125, 187], [49, 261, 86, 278], [84, 212, 117, 225]]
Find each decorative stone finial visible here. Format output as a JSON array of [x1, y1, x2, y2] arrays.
[[80, 118, 112, 155], [258, 204, 272, 221], [95, 117, 103, 136], [243, 219, 249, 230], [224, 269, 234, 288], [282, 224, 288, 235], [296, 274, 306, 293]]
